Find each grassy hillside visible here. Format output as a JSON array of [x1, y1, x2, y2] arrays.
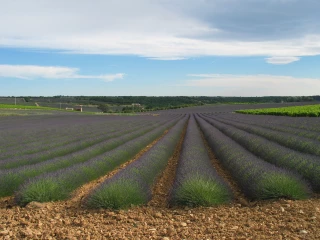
[[0, 104, 58, 110]]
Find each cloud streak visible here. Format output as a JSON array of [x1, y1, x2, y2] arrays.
[[183, 74, 320, 96], [0, 65, 124, 82], [1, 0, 320, 62], [265, 56, 300, 64]]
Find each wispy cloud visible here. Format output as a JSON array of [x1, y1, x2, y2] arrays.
[[1, 0, 320, 61], [148, 57, 187, 61], [182, 74, 320, 96], [0, 65, 125, 82], [265, 56, 300, 64]]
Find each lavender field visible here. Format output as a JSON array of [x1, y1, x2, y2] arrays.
[[0, 103, 319, 209]]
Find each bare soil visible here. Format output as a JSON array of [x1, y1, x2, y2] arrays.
[[200, 125, 253, 207], [70, 129, 170, 207], [1, 196, 319, 239], [148, 120, 188, 208]]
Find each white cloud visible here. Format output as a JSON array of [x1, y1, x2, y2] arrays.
[[0, 65, 124, 82], [182, 74, 320, 96], [2, 35, 320, 61], [265, 56, 300, 64], [148, 57, 187, 61], [97, 73, 125, 82], [0, 0, 320, 60]]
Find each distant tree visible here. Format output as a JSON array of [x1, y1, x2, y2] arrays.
[[97, 104, 110, 113], [122, 106, 133, 113]]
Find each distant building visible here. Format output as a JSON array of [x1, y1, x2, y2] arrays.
[[75, 105, 83, 112], [131, 103, 142, 112]]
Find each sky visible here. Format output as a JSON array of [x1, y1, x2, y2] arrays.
[[1, 0, 320, 96]]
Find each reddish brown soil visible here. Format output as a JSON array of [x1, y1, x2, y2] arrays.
[[148, 120, 188, 208], [70, 129, 170, 207], [200, 127, 253, 207], [1, 197, 319, 239]]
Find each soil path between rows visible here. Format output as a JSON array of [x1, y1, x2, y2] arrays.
[[68, 129, 171, 208], [148, 118, 188, 207], [198, 121, 253, 206]]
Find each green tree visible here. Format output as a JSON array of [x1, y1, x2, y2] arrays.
[[97, 104, 110, 113]]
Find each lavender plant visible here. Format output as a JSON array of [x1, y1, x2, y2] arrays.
[[196, 115, 311, 200], [0, 120, 153, 169], [200, 115, 320, 191], [85, 116, 188, 209], [0, 118, 176, 197], [0, 117, 159, 160], [206, 115, 320, 157], [169, 115, 232, 207], [0, 121, 122, 160], [210, 113, 320, 142], [15, 117, 182, 205]]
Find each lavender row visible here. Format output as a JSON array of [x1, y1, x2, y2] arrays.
[[85, 116, 188, 209], [207, 113, 320, 142], [0, 117, 176, 197], [0, 127, 117, 161], [1, 115, 163, 151], [15, 116, 183, 205], [0, 115, 105, 147], [1, 115, 179, 158], [196, 115, 311, 200], [200, 114, 320, 191], [0, 120, 153, 169], [0, 122, 117, 157], [204, 114, 320, 157], [0, 119, 141, 157], [0, 122, 124, 161], [169, 115, 232, 206], [216, 112, 320, 133]]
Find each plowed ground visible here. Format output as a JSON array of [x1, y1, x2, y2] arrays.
[[1, 196, 320, 239]]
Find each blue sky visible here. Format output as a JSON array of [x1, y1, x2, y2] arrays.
[[1, 0, 320, 96]]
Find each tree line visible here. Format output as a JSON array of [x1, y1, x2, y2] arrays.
[[1, 96, 316, 112]]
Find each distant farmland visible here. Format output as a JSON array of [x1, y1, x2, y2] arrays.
[[236, 104, 320, 117]]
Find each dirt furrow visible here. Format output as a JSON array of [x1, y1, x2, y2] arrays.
[[198, 122, 253, 207], [68, 129, 170, 208], [148, 118, 189, 208]]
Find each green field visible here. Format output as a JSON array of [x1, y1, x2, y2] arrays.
[[0, 104, 58, 110], [236, 104, 320, 117]]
